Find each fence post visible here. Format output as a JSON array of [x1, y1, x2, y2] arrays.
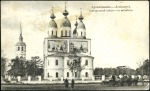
[[28, 76, 31, 81], [8, 76, 11, 81], [38, 76, 41, 81], [17, 76, 21, 81], [102, 75, 105, 81], [92, 75, 95, 81], [61, 77, 64, 81]]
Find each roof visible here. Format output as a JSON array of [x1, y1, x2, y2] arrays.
[[15, 41, 26, 46], [49, 20, 57, 28], [60, 17, 71, 27], [46, 53, 94, 58], [77, 21, 85, 29]]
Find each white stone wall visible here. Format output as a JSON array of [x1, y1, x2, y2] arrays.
[[44, 56, 64, 79], [81, 57, 94, 79], [77, 28, 86, 37], [60, 27, 71, 36], [48, 27, 57, 37]]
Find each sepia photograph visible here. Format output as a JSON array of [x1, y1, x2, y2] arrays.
[[1, 0, 149, 90]]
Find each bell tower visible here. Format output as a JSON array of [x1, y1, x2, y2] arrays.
[[15, 22, 26, 60]]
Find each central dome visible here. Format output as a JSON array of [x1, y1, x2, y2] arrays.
[[49, 20, 57, 28], [60, 17, 71, 27]]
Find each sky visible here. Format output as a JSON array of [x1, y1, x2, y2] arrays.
[[1, 1, 149, 69]]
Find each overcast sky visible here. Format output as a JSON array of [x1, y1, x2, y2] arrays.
[[1, 1, 149, 69]]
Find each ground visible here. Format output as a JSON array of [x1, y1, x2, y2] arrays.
[[1, 82, 149, 90]]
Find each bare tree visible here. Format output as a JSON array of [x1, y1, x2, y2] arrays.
[[136, 58, 144, 86], [68, 51, 86, 79]]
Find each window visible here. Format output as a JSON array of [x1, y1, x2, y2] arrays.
[[48, 73, 49, 77], [67, 72, 69, 77], [61, 31, 63, 36], [56, 72, 58, 77], [56, 60, 58, 65], [69, 31, 71, 36], [65, 30, 67, 36], [75, 72, 77, 77], [81, 32, 82, 36], [56, 31, 57, 36], [67, 60, 69, 65], [21, 47, 23, 51], [18, 47, 20, 51], [85, 60, 88, 65], [52, 31, 53, 35], [85, 72, 88, 77]]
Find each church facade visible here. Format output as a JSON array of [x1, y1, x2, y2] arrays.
[[43, 5, 94, 80]]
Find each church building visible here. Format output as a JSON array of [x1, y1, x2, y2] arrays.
[[43, 4, 94, 80]]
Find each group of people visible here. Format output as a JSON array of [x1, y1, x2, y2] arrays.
[[64, 78, 75, 88], [110, 75, 139, 86]]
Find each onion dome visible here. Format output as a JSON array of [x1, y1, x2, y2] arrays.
[[49, 20, 57, 28], [60, 17, 71, 27], [63, 9, 69, 16], [63, 2, 69, 16], [77, 8, 86, 29], [49, 7, 57, 28], [77, 21, 85, 29], [73, 16, 78, 34], [60, 2, 71, 28]]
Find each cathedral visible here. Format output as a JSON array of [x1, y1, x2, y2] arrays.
[[43, 4, 94, 80]]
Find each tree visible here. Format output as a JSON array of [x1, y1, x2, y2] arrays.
[[136, 59, 145, 86], [1, 51, 7, 78], [142, 59, 149, 75], [94, 68, 104, 75], [67, 51, 86, 79], [7, 57, 26, 77], [25, 56, 43, 77]]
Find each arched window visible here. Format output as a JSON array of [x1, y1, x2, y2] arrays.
[[65, 30, 67, 36], [56, 60, 58, 65], [81, 32, 82, 36], [18, 47, 20, 51], [48, 73, 49, 77], [69, 31, 71, 36], [85, 72, 88, 77], [67, 60, 69, 65], [61, 31, 63, 36], [21, 47, 23, 51], [56, 31, 57, 36], [56, 72, 58, 77], [67, 72, 69, 77], [85, 60, 88, 65], [52, 31, 53, 35], [75, 72, 77, 77]]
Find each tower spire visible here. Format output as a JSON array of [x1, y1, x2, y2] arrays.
[[75, 15, 78, 26], [50, 7, 56, 19], [63, 2, 69, 16], [78, 8, 84, 21], [19, 22, 23, 41], [20, 22, 22, 35]]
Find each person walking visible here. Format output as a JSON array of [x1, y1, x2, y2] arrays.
[[71, 79, 75, 88], [64, 78, 69, 88]]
